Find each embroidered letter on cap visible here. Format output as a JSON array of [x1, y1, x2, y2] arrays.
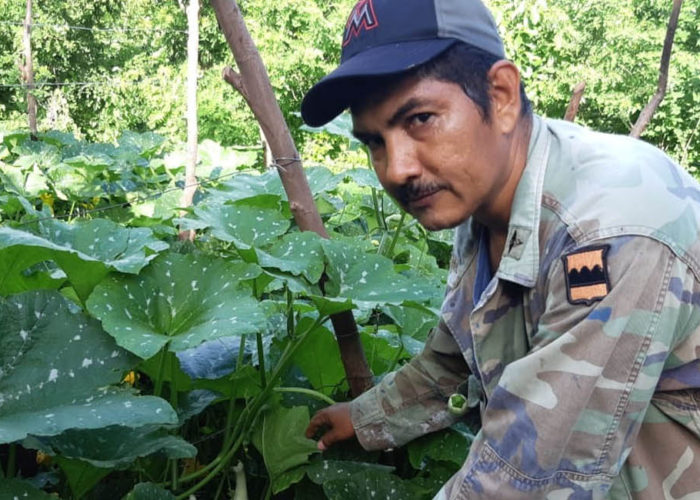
[[343, 0, 379, 46], [563, 245, 611, 305]]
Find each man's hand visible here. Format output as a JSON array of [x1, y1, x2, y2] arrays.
[[305, 402, 355, 450]]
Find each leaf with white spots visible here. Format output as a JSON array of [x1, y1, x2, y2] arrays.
[[0, 291, 177, 444], [30, 424, 196, 468], [87, 253, 266, 359], [318, 240, 438, 309], [305, 460, 394, 485], [218, 170, 285, 201], [257, 231, 325, 282], [305, 166, 343, 195], [406, 427, 472, 469], [0, 220, 168, 301], [0, 478, 55, 499], [217, 166, 341, 201], [321, 468, 418, 499], [342, 168, 383, 190], [122, 482, 176, 500], [189, 200, 291, 250]]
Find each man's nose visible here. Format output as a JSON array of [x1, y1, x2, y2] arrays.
[[384, 136, 422, 186]]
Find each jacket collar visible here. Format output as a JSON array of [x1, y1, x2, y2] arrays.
[[495, 114, 551, 287]]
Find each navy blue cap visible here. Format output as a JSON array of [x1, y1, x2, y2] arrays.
[[301, 0, 505, 127]]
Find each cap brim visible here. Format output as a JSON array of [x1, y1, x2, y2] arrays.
[[301, 38, 457, 127]]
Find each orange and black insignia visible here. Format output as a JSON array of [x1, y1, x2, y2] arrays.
[[562, 245, 611, 306]]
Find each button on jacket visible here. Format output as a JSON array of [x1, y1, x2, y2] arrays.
[[350, 116, 700, 499]]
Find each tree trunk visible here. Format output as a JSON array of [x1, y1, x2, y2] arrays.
[[179, 0, 200, 241], [211, 0, 373, 396], [630, 0, 683, 139], [21, 0, 38, 139], [564, 82, 586, 122]]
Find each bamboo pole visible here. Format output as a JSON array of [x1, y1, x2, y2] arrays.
[[21, 0, 38, 139], [179, 0, 200, 241]]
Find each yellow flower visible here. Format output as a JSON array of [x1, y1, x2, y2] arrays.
[[39, 192, 55, 209], [36, 451, 52, 465], [122, 371, 138, 386]]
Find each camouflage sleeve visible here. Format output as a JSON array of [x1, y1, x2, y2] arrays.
[[350, 318, 471, 450], [437, 236, 692, 499]]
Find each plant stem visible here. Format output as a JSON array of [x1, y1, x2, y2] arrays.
[[6, 443, 16, 478], [286, 285, 294, 339], [170, 354, 178, 408], [385, 211, 407, 258], [256, 331, 267, 388], [174, 317, 327, 498], [171, 458, 179, 491], [67, 200, 76, 223], [153, 347, 168, 398], [236, 334, 246, 370], [371, 188, 387, 231], [273, 387, 335, 405]]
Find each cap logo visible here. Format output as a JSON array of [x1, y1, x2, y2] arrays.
[[563, 245, 611, 306], [343, 0, 379, 47]]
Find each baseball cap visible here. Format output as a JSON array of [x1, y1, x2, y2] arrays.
[[301, 0, 505, 127]]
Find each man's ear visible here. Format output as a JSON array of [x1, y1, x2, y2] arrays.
[[487, 60, 523, 135]]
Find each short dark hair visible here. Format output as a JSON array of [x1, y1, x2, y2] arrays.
[[350, 42, 532, 121]]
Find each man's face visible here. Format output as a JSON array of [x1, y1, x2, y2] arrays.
[[351, 76, 512, 231]]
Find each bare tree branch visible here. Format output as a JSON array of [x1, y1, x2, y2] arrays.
[[564, 82, 586, 122], [630, 0, 683, 138]]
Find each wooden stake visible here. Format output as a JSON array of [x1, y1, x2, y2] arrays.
[[212, 0, 373, 396]]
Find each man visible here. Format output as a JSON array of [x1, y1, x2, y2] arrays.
[[301, 0, 700, 498]]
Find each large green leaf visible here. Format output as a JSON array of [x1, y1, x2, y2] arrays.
[[32, 425, 196, 467], [0, 220, 167, 301], [320, 240, 437, 308], [383, 304, 437, 341], [360, 329, 407, 376], [322, 468, 417, 500], [189, 201, 290, 249], [291, 324, 344, 395], [305, 459, 394, 485], [46, 164, 103, 201], [54, 456, 111, 499], [219, 170, 285, 201], [0, 163, 50, 198], [305, 167, 343, 195], [0, 478, 56, 499], [342, 168, 383, 190], [256, 231, 325, 282], [87, 253, 266, 359], [407, 427, 472, 469], [252, 406, 320, 494], [117, 131, 166, 159], [0, 291, 177, 444], [122, 483, 176, 500]]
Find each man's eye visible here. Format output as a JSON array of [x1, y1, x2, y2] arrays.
[[410, 113, 433, 125]]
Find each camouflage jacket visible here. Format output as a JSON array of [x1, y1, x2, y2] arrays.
[[350, 116, 700, 499]]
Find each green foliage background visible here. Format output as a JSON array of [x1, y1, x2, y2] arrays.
[[0, 0, 698, 169]]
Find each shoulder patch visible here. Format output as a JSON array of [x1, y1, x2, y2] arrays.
[[562, 245, 611, 306]]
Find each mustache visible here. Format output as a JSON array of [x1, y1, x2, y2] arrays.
[[394, 182, 446, 206]]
